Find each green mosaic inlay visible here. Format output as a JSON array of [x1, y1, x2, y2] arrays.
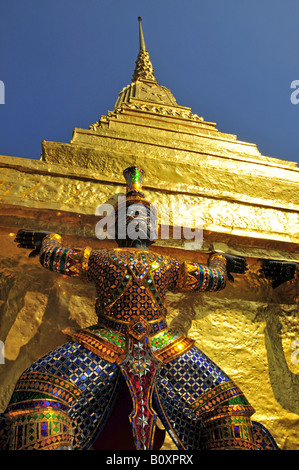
[[12, 410, 68, 425], [151, 329, 180, 350], [90, 327, 126, 349], [221, 395, 250, 407]]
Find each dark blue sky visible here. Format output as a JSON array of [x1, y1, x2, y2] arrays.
[[0, 0, 298, 164]]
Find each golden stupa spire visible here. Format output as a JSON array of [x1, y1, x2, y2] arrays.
[[132, 17, 157, 82], [138, 16, 146, 51]]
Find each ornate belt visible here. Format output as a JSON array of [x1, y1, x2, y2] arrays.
[[97, 314, 168, 337]]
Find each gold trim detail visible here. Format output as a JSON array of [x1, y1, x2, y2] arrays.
[[69, 330, 125, 363], [44, 233, 62, 242], [81, 246, 92, 281], [153, 336, 194, 363]]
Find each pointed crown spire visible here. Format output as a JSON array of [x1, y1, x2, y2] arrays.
[[123, 166, 145, 197], [132, 17, 157, 82], [113, 167, 154, 213]]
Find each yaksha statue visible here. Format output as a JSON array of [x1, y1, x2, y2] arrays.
[[1, 167, 279, 451]]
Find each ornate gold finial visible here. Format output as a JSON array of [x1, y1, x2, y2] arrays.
[[132, 17, 157, 82]]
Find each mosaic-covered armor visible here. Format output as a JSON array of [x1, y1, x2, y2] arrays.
[[1, 167, 279, 451]]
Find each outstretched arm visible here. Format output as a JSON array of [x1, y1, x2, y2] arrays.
[[15, 230, 92, 281], [174, 253, 247, 293]]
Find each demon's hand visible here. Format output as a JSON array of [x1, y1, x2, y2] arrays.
[[222, 254, 248, 282], [261, 260, 297, 288], [14, 230, 51, 257]]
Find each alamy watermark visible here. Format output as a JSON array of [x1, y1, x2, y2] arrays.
[[0, 81, 4, 104], [95, 197, 203, 250], [290, 80, 299, 104]]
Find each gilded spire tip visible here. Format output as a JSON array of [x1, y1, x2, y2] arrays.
[[138, 16, 146, 51], [132, 17, 156, 82]]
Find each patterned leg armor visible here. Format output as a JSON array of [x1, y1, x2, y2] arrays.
[[198, 403, 257, 450], [0, 413, 11, 450], [154, 345, 229, 450], [7, 406, 73, 450], [4, 341, 121, 450], [154, 344, 278, 450]]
